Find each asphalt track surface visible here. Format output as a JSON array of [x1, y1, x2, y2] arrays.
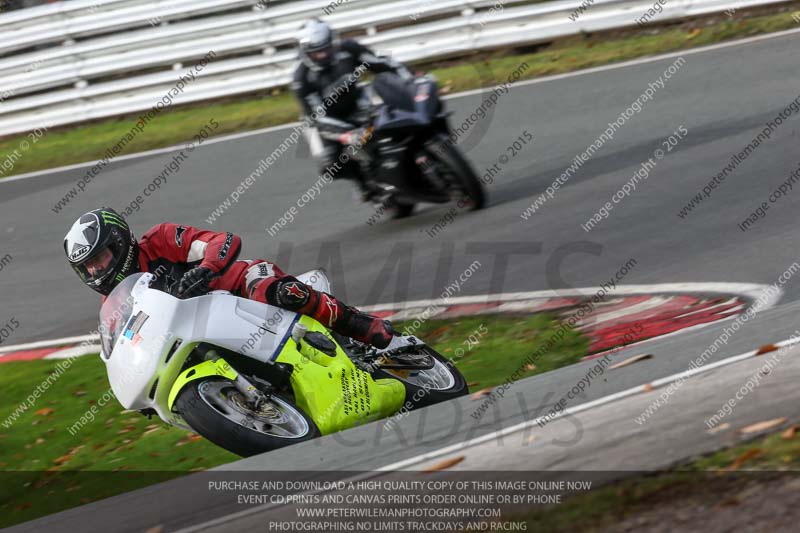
[[5, 29, 800, 532]]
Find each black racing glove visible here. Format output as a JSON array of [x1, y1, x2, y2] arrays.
[[176, 267, 216, 299]]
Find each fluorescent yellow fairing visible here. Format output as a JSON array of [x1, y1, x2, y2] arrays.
[[168, 358, 239, 410], [277, 315, 406, 434]]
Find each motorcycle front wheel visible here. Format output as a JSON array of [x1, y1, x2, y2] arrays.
[[175, 378, 320, 457], [426, 135, 486, 211]]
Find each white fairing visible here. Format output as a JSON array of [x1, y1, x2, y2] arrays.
[[99, 269, 332, 423]]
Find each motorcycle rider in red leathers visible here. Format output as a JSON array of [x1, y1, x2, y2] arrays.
[[63, 208, 395, 348]]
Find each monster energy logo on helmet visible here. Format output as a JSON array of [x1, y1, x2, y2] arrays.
[[101, 210, 129, 231]]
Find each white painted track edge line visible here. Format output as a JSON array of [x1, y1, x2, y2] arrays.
[[171, 335, 800, 533], [374, 337, 800, 472], [0, 333, 100, 354], [0, 283, 776, 354]]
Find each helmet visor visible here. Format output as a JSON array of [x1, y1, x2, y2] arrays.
[[72, 245, 121, 288], [306, 44, 334, 69]]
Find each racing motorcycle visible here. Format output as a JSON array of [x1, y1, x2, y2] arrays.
[[318, 73, 486, 218], [99, 271, 468, 457]]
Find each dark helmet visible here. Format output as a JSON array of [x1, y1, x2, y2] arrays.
[[298, 18, 338, 72], [63, 207, 139, 296]]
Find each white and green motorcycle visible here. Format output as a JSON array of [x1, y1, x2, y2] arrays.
[[99, 271, 468, 456]]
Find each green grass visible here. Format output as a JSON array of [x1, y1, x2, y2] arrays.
[[509, 425, 800, 532], [0, 355, 238, 527], [0, 312, 586, 527], [395, 313, 588, 390], [1, 6, 799, 178]]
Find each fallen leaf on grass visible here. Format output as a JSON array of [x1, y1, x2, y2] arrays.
[[782, 426, 798, 440], [428, 326, 451, 339], [72, 390, 87, 397], [608, 354, 653, 370], [470, 388, 493, 400], [724, 449, 762, 471], [175, 434, 203, 446], [687, 28, 703, 39], [739, 418, 787, 435], [34, 408, 54, 416], [34, 438, 45, 445], [524, 364, 537, 372], [718, 496, 741, 507], [423, 456, 465, 472], [52, 454, 72, 466], [466, 382, 480, 388]]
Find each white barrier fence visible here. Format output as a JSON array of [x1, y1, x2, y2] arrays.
[[0, 0, 791, 137]]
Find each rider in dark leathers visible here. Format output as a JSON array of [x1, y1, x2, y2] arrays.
[[291, 18, 413, 199]]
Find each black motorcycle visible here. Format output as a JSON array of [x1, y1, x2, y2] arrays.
[[319, 73, 486, 219]]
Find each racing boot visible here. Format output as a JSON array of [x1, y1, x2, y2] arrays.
[[270, 279, 395, 349], [333, 306, 396, 349]]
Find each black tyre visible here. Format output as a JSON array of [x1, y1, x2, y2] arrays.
[[384, 199, 416, 219], [373, 347, 469, 409], [428, 135, 486, 210], [175, 378, 320, 457]]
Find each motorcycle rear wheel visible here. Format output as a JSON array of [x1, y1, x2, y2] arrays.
[[383, 199, 415, 219], [373, 347, 469, 409]]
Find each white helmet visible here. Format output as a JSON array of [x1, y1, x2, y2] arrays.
[[298, 19, 338, 72]]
